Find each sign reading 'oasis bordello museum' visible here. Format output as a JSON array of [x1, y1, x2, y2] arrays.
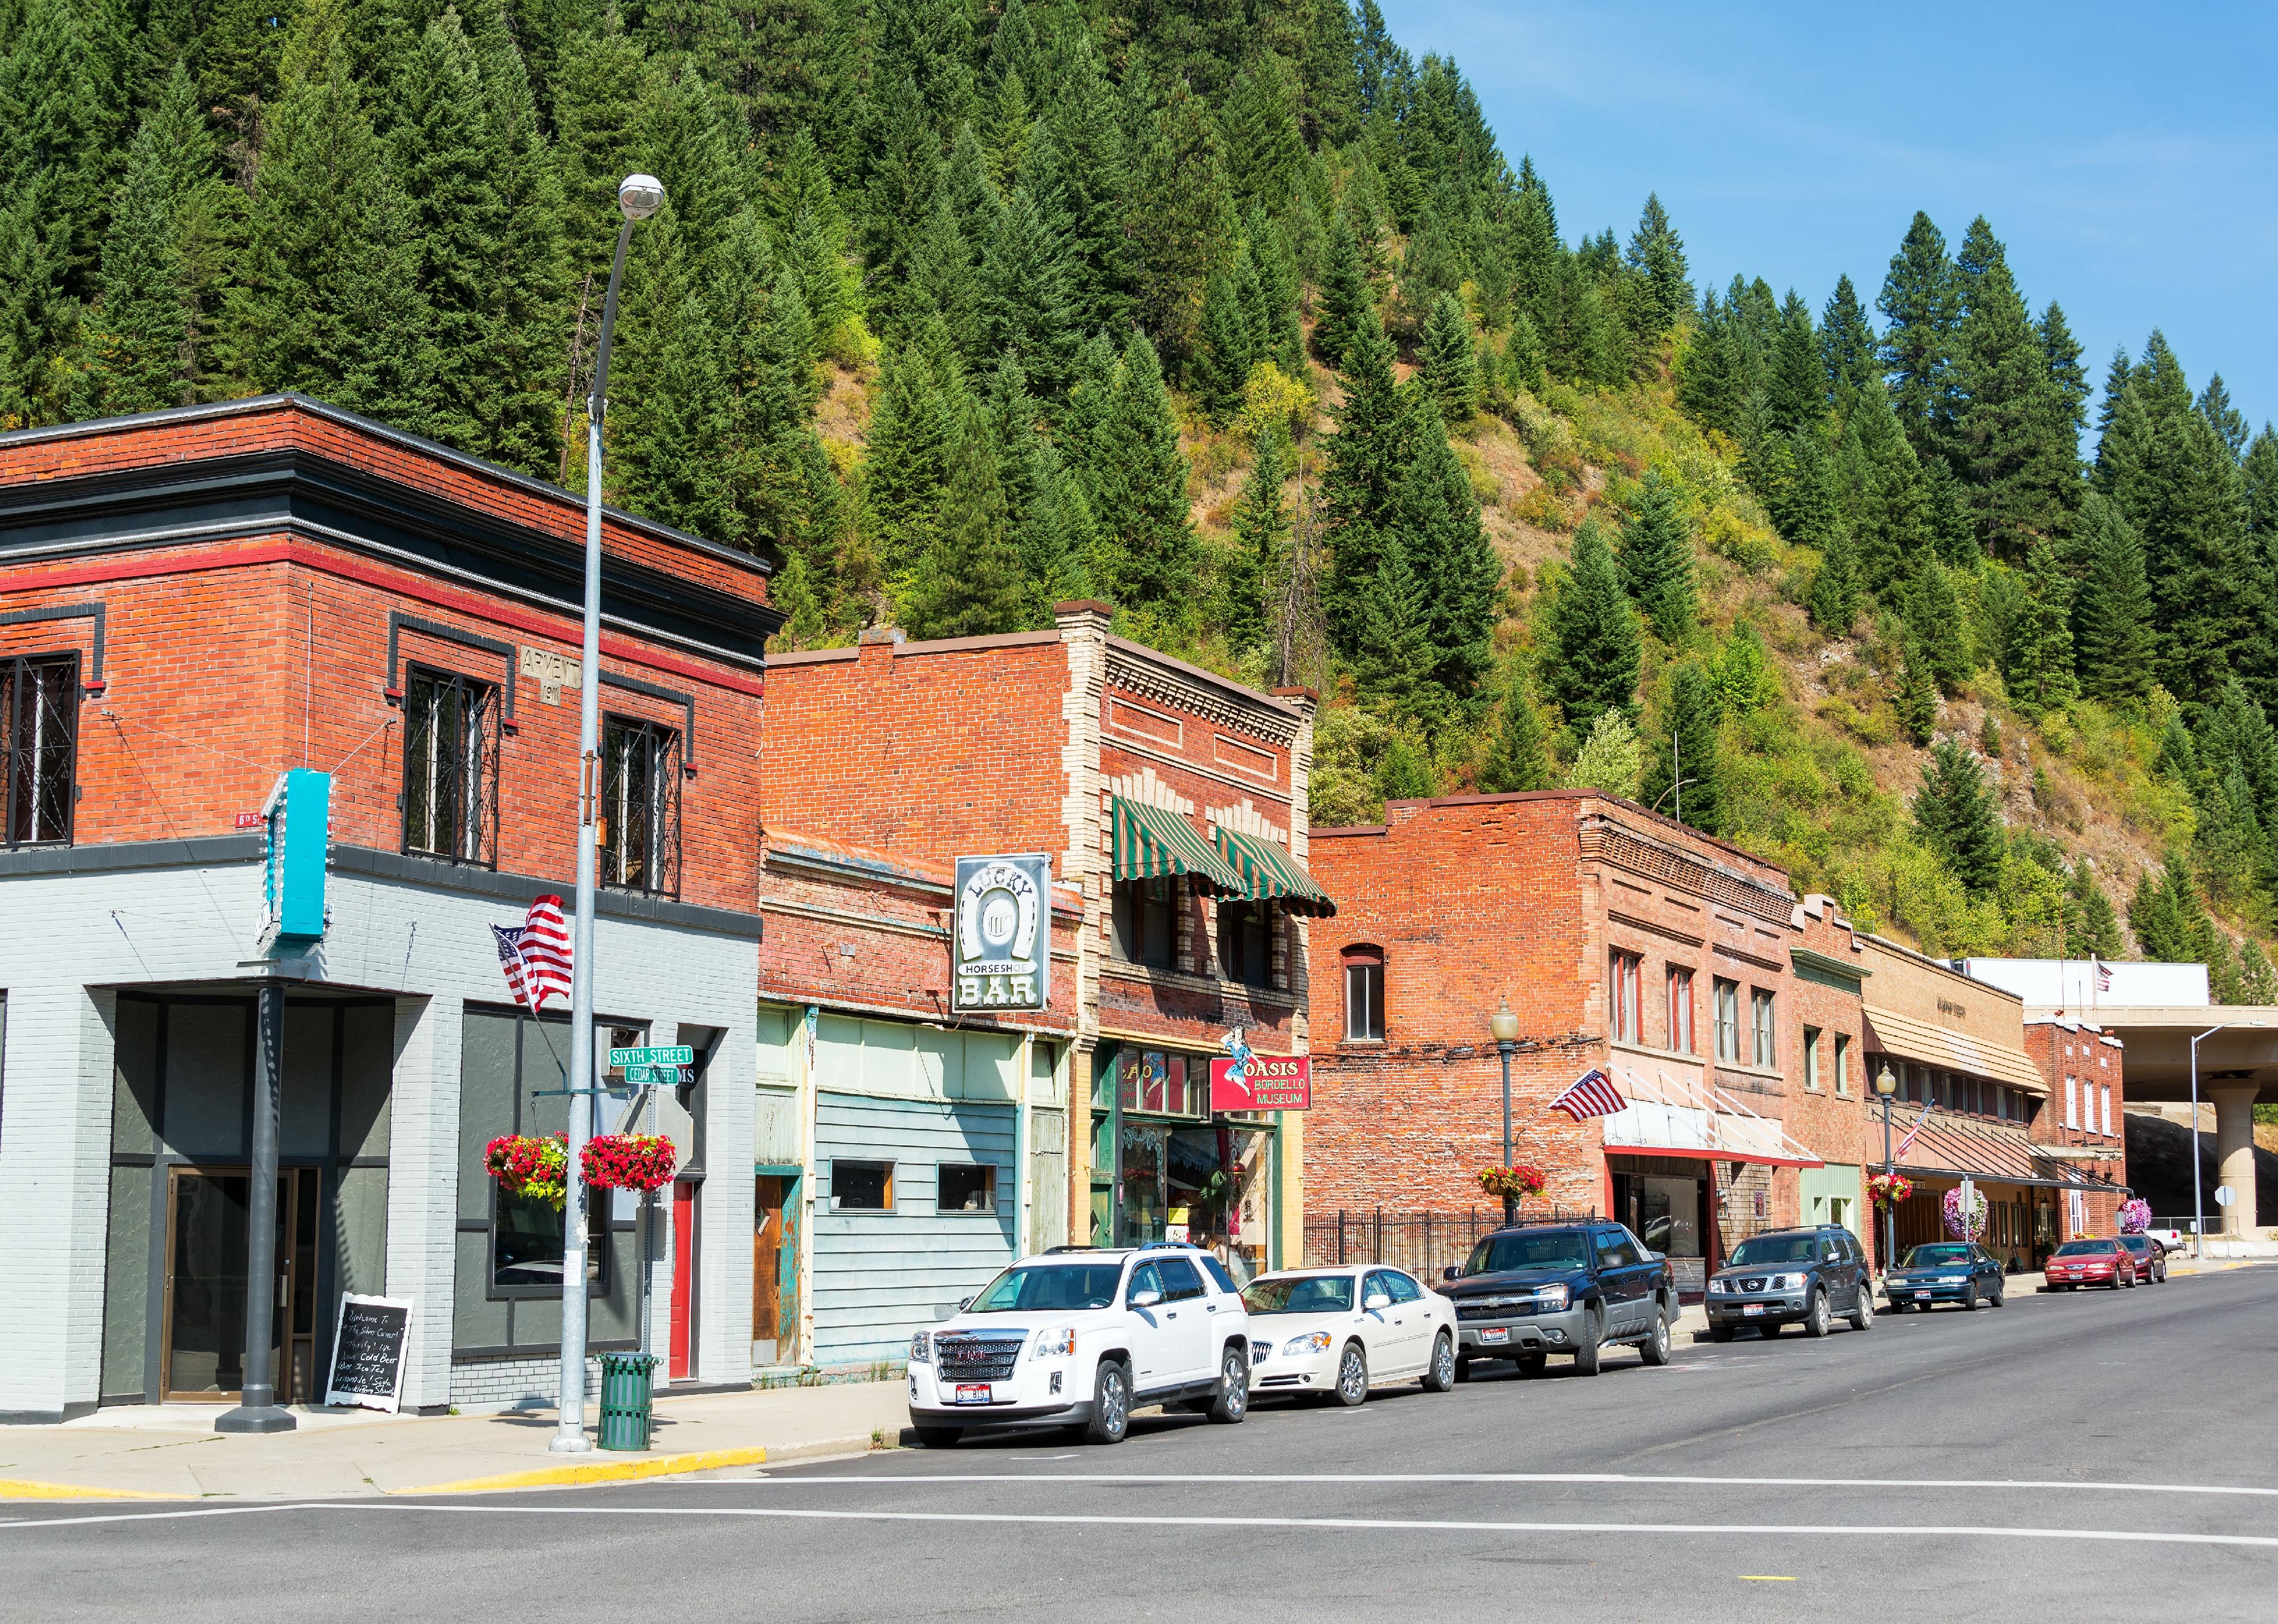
[[952, 854, 1052, 1012]]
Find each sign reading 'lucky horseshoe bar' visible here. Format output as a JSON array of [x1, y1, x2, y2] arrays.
[[951, 854, 1053, 1012]]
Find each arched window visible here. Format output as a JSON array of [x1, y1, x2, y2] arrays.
[[1342, 944, 1384, 1043]]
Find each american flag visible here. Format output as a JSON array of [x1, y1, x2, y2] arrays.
[[1550, 1067, 1627, 1121], [1894, 1103, 1934, 1160], [2093, 956, 2112, 993], [492, 895, 572, 1011]]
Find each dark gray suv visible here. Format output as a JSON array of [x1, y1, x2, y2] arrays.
[[1705, 1225, 1873, 1341]]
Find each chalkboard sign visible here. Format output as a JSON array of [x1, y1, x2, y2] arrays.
[[325, 1294, 413, 1413]]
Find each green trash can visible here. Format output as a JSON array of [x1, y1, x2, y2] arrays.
[[596, 1353, 661, 1451]]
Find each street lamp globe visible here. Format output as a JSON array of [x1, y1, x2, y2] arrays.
[[1874, 1064, 1897, 1097], [1489, 998, 1521, 1046], [618, 173, 667, 221]]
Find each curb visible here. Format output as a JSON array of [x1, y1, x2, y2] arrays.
[[0, 1479, 194, 1502], [389, 1445, 771, 1497]]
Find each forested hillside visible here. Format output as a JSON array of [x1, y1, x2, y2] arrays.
[[8, 0, 2278, 989]]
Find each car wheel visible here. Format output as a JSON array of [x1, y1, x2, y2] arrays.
[[1849, 1283, 1875, 1331], [910, 1425, 961, 1448], [1639, 1305, 1673, 1366], [1208, 1343, 1250, 1423], [1572, 1308, 1604, 1376], [1708, 1324, 1733, 1343], [1804, 1288, 1831, 1338], [1517, 1351, 1548, 1377], [1422, 1332, 1457, 1393], [2125, 1270, 2138, 1290], [1961, 1282, 1978, 1312], [1334, 1341, 1369, 1406], [1082, 1360, 1130, 1446]]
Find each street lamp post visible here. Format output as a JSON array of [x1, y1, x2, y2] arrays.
[[552, 173, 666, 1457], [1875, 1064, 1897, 1280], [1490, 999, 1521, 1226], [2189, 1026, 2223, 1263]]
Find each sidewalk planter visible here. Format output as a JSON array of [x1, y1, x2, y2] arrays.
[[597, 1353, 662, 1451]]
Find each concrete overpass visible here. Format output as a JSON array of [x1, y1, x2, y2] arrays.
[[2029, 1006, 2277, 1238]]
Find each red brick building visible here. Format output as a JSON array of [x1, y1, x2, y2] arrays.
[[1305, 791, 1839, 1295], [751, 606, 1331, 1368], [0, 396, 778, 1419]]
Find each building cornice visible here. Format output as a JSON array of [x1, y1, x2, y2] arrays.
[[1103, 640, 1299, 747]]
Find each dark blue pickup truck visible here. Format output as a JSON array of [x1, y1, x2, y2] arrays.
[[1436, 1221, 1677, 1378]]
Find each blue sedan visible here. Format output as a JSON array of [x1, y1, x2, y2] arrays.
[[1883, 1242, 2007, 1311]]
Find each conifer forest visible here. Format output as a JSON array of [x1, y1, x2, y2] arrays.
[[8, 0, 2278, 991]]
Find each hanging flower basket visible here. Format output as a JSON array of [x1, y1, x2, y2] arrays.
[[582, 1133, 679, 1192], [2118, 1197, 2152, 1235], [1942, 1185, 1988, 1241], [1868, 1172, 1913, 1209], [1477, 1165, 1548, 1201], [486, 1133, 568, 1209]]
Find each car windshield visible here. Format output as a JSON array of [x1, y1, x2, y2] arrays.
[[1901, 1244, 1973, 1267], [1242, 1275, 1356, 1315], [1727, 1234, 1820, 1267], [2117, 1235, 2150, 1251], [965, 1263, 1123, 1312], [2052, 1239, 2116, 1256], [1465, 1231, 1590, 1275]]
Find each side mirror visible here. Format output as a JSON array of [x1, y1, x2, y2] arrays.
[[956, 1296, 973, 1313], [1130, 1288, 1162, 1309], [1364, 1292, 1392, 1311], [1442, 1266, 1460, 1282]]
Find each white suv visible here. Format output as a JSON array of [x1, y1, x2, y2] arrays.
[[907, 1244, 1254, 1446]]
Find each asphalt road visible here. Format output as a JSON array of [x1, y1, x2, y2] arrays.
[[9, 1267, 2277, 1622]]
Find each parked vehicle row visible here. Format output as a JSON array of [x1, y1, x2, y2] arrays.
[[906, 1218, 2173, 1445]]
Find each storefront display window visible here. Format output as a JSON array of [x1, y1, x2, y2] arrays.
[[1097, 1043, 1279, 1275]]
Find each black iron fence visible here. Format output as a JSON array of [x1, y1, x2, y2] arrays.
[[1302, 1206, 1600, 1280]]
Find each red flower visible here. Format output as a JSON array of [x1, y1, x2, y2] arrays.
[[581, 1133, 678, 1192]]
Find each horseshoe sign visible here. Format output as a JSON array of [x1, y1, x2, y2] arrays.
[[952, 854, 1052, 1012]]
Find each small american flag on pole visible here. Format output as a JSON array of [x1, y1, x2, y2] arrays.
[[1894, 1103, 1934, 1160], [1549, 1067, 1627, 1121], [492, 894, 572, 1011]]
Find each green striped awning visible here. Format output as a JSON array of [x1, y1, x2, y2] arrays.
[[1214, 826, 1338, 917], [1111, 797, 1247, 895]]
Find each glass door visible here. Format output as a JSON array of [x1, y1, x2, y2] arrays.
[[162, 1167, 317, 1404]]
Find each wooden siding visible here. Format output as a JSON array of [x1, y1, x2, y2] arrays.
[[812, 1091, 1017, 1366]]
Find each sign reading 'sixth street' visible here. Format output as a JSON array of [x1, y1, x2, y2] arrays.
[[952, 855, 1052, 1012], [1209, 1053, 1311, 1112]]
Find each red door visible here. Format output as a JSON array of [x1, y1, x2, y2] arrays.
[[670, 1181, 696, 1382]]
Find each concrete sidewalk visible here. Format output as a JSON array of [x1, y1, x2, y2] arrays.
[[0, 1380, 908, 1501]]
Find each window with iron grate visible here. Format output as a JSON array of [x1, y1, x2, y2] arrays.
[[401, 665, 499, 866], [601, 713, 682, 897], [2, 651, 78, 850]]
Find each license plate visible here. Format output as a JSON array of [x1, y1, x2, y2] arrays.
[[1480, 1327, 1509, 1345], [952, 1384, 993, 1405], [1742, 1304, 1764, 1316]]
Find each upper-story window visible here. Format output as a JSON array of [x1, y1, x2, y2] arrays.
[[1343, 945, 1384, 1043], [1803, 1026, 1823, 1091], [1112, 876, 1180, 969], [401, 665, 499, 866], [1666, 966, 1694, 1053], [2, 651, 79, 850], [1833, 1033, 1851, 1096], [601, 714, 682, 897], [1609, 950, 1641, 1043], [1750, 989, 1776, 1067], [1217, 899, 1276, 988], [1713, 978, 1740, 1062]]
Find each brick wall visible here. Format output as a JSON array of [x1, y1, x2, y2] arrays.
[[2024, 1018, 2129, 1237]]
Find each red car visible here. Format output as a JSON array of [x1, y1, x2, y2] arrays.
[[2116, 1234, 2170, 1283], [2043, 1238, 2140, 1290]]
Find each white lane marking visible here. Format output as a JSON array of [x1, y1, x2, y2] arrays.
[[716, 1471, 2278, 1500], [7, 1502, 2278, 1550]]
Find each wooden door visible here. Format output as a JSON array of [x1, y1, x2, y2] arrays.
[[753, 1176, 788, 1345]]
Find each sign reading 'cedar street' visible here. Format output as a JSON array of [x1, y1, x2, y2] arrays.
[[1209, 1054, 1311, 1112]]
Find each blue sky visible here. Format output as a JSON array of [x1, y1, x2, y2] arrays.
[[1383, 2, 2278, 437]]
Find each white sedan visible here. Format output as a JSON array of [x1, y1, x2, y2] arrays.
[[1239, 1266, 1459, 1405]]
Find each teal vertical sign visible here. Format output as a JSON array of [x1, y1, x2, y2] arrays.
[[263, 768, 331, 945]]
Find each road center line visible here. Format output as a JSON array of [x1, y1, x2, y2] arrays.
[[726, 1471, 2278, 1499], [7, 1502, 2276, 1550]]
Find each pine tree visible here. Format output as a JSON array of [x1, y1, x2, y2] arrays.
[[1543, 517, 1642, 734], [863, 342, 953, 582], [1819, 273, 1879, 410], [904, 393, 1025, 637], [1505, 311, 1548, 395], [1950, 219, 2073, 556], [1219, 51, 1305, 208], [1089, 328, 1196, 623], [1995, 545, 2079, 720], [553, 15, 652, 297], [1912, 738, 2005, 892], [1418, 292, 1478, 423], [2066, 860, 2125, 959], [2240, 937, 2278, 1003], [1903, 556, 1972, 694], [2071, 493, 2155, 704], [1321, 306, 1411, 649], [1191, 268, 1254, 425], [1226, 418, 1290, 652], [1639, 662, 1723, 834], [1616, 468, 1696, 643], [1123, 74, 1238, 364], [1878, 210, 1957, 461], [977, 130, 1081, 398], [2129, 851, 2216, 963], [1477, 660, 1551, 793], [1395, 392, 1504, 715], [1809, 526, 1859, 635], [1351, 528, 1433, 715], [1894, 635, 1938, 744], [1313, 206, 1370, 370], [1622, 193, 1692, 341], [2244, 427, 2278, 542], [2199, 373, 2249, 462], [1765, 290, 1823, 434]]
